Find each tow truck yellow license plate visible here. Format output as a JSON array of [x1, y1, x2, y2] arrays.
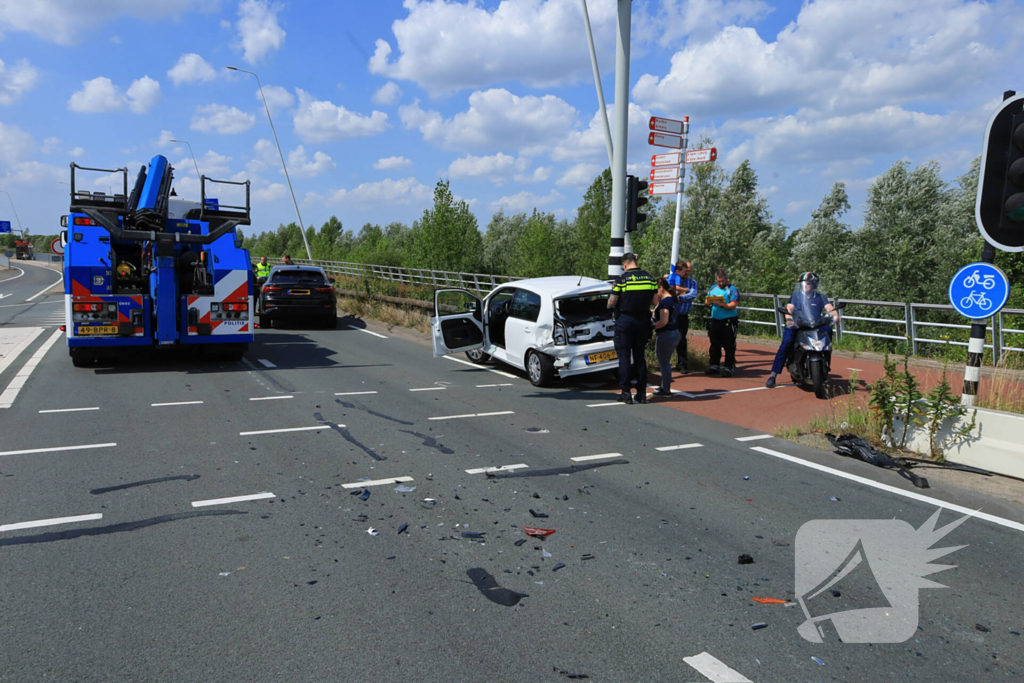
[[585, 350, 617, 364], [77, 325, 118, 335]]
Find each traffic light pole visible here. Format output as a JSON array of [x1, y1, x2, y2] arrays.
[[960, 240, 996, 407], [608, 0, 631, 278]]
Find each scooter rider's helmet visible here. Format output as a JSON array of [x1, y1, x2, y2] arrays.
[[798, 272, 819, 289]]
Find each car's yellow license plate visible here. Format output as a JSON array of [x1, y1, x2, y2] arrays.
[[585, 350, 617, 364], [289, 289, 309, 295], [78, 325, 118, 335]]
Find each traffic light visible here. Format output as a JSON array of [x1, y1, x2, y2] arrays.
[[977, 91, 1024, 251], [625, 174, 649, 233]]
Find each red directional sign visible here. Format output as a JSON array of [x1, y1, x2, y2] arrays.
[[649, 116, 688, 136], [649, 131, 683, 149], [651, 151, 682, 167], [685, 147, 718, 164], [649, 180, 679, 195], [650, 167, 680, 182]]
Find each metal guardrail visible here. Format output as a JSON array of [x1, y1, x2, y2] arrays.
[[258, 257, 1024, 359]]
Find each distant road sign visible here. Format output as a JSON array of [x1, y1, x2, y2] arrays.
[[0, 221, 10, 233], [651, 151, 681, 167], [685, 148, 718, 164], [51, 237, 64, 255], [650, 167, 680, 182], [649, 132, 683, 149], [948, 262, 1010, 319], [649, 181, 679, 195], [649, 116, 688, 135]]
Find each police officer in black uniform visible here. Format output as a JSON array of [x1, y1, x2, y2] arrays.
[[607, 253, 659, 404]]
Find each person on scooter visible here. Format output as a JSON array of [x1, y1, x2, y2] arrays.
[[766, 272, 840, 388]]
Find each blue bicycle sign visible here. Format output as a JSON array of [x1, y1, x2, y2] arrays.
[[948, 262, 1009, 319]]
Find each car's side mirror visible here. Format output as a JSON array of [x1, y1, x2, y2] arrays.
[[464, 301, 479, 312]]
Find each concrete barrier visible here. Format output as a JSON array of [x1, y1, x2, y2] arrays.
[[895, 408, 1024, 479]]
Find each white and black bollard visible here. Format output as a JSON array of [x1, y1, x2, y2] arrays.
[[961, 242, 997, 406]]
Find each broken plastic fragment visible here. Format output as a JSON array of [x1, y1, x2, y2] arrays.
[[529, 509, 549, 518], [811, 656, 824, 666], [752, 597, 786, 604], [219, 572, 231, 577], [360, 490, 371, 501], [514, 539, 527, 547], [542, 549, 552, 558], [829, 496, 840, 502], [738, 554, 754, 565], [751, 622, 767, 630], [523, 527, 556, 538], [553, 666, 589, 679], [394, 485, 416, 493], [462, 531, 486, 539], [366, 527, 378, 536], [552, 563, 566, 571], [397, 523, 408, 535]]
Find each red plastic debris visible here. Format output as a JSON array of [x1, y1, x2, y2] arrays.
[[522, 527, 557, 538], [752, 597, 786, 605]]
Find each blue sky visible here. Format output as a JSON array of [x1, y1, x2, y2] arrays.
[[1, 0, 1021, 240]]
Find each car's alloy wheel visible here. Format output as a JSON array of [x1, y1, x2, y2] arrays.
[[466, 348, 490, 364], [526, 350, 554, 387]]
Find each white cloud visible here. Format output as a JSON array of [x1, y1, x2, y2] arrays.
[[785, 199, 813, 214], [176, 150, 232, 178], [126, 76, 160, 113], [0, 0, 210, 46], [156, 130, 176, 148], [234, 0, 285, 65], [647, 0, 772, 47], [549, 102, 651, 165], [448, 153, 526, 184], [331, 177, 432, 205], [2, 161, 64, 186], [287, 145, 336, 178], [0, 58, 38, 105], [254, 182, 287, 202], [68, 77, 124, 113], [556, 162, 603, 188], [369, 0, 616, 96], [514, 167, 551, 183], [40, 137, 60, 153], [374, 156, 412, 170], [110, 35, 121, 44], [259, 85, 295, 112], [167, 53, 218, 85], [491, 189, 563, 212], [292, 88, 389, 143], [191, 104, 256, 134], [372, 81, 402, 106], [0, 121, 35, 165], [400, 89, 577, 154], [68, 146, 85, 158]]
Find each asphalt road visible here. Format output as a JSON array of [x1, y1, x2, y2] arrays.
[[0, 288, 1022, 682]]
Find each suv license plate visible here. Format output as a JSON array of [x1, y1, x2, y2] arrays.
[[585, 350, 617, 364]]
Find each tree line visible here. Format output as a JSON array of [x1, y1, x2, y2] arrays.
[[242, 139, 1024, 309]]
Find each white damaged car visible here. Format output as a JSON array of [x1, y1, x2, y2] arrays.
[[431, 276, 618, 387]]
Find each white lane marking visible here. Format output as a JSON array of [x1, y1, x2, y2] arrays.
[[656, 443, 704, 452], [250, 395, 293, 401], [346, 325, 389, 339], [847, 367, 863, 372], [25, 269, 65, 302], [465, 464, 528, 474], [687, 384, 795, 399], [191, 492, 276, 508], [476, 383, 513, 388], [409, 387, 445, 392], [751, 446, 1024, 534], [340, 476, 414, 489], [683, 652, 752, 683], [151, 400, 204, 407], [428, 410, 514, 421], [0, 513, 103, 533], [39, 406, 100, 414], [258, 358, 277, 368], [239, 426, 335, 436], [334, 391, 378, 396], [0, 327, 44, 377], [0, 442, 116, 458], [442, 354, 518, 378], [0, 300, 62, 308], [735, 434, 772, 442], [570, 452, 623, 462], [586, 401, 624, 408], [0, 328, 63, 409], [0, 266, 26, 285]]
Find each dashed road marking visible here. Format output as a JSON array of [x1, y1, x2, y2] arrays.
[[0, 442, 116, 458], [0, 327, 62, 409], [683, 652, 752, 683], [428, 410, 514, 421], [655, 443, 704, 452], [465, 464, 528, 475], [586, 401, 624, 408], [687, 384, 794, 399], [751, 445, 1024, 534], [151, 400, 204, 407], [570, 452, 623, 462], [442, 354, 518, 378], [476, 383, 513, 388], [250, 395, 293, 401], [340, 476, 414, 489], [334, 391, 378, 396], [258, 359, 277, 368], [735, 434, 772, 442], [409, 387, 445, 392], [239, 426, 334, 436], [39, 407, 101, 414], [191, 492, 276, 508], [0, 513, 103, 533], [346, 325, 388, 339]]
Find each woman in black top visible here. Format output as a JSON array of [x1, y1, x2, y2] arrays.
[[652, 277, 681, 397]]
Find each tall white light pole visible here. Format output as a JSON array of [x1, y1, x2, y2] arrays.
[[608, 0, 632, 277], [227, 65, 313, 261], [0, 189, 25, 237], [169, 139, 202, 182]]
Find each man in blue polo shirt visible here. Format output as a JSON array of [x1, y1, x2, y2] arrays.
[[706, 269, 739, 377], [667, 260, 698, 374]]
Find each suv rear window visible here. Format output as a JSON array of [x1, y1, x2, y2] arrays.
[[272, 271, 328, 285]]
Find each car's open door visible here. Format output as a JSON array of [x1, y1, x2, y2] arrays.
[[432, 288, 485, 357]]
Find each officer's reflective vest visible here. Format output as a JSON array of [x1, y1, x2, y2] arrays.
[[255, 262, 271, 277]]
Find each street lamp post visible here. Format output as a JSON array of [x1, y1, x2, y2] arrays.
[[170, 139, 202, 182], [0, 189, 25, 237], [226, 65, 313, 261]]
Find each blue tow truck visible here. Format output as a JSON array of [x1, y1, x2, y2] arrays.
[[61, 155, 254, 367]]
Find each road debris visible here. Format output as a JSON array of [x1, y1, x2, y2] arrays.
[[825, 433, 931, 488], [462, 531, 486, 539], [811, 656, 824, 666], [466, 568, 528, 607], [397, 523, 408, 535], [552, 563, 566, 572], [359, 490, 371, 501], [553, 666, 589, 679], [394, 485, 416, 493], [366, 527, 378, 536], [976, 623, 991, 633], [738, 554, 754, 565], [581, 554, 595, 561], [752, 597, 786, 604], [751, 622, 767, 630], [523, 527, 557, 538], [514, 539, 528, 547], [529, 509, 549, 518], [829, 496, 840, 502]]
